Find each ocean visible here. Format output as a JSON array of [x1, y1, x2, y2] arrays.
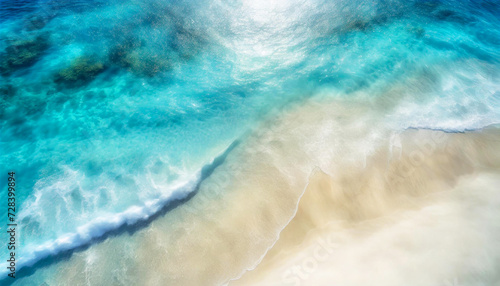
[[1, 0, 499, 285]]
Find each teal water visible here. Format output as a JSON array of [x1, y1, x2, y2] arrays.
[[1, 0, 500, 280]]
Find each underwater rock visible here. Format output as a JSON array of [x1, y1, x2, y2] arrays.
[[108, 37, 142, 66], [127, 53, 170, 77], [25, 14, 53, 31], [0, 35, 49, 74], [108, 44, 170, 77], [54, 57, 105, 86], [125, 52, 171, 77]]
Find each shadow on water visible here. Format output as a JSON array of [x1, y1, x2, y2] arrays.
[[1, 140, 240, 285]]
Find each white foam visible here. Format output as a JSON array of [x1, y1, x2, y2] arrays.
[[1, 170, 200, 276]]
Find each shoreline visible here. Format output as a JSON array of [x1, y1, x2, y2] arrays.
[[231, 127, 500, 286], [10, 95, 500, 286]]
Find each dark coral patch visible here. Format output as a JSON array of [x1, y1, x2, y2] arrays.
[[54, 57, 106, 87], [0, 35, 49, 75], [25, 14, 53, 31], [108, 43, 171, 78]]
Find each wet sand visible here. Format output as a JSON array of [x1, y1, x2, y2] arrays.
[[231, 126, 500, 286]]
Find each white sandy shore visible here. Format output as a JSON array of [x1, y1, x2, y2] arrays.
[[231, 126, 500, 286]]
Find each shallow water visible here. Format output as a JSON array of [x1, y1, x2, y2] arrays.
[[1, 0, 500, 285]]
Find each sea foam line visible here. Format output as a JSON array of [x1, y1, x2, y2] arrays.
[[2, 141, 239, 278]]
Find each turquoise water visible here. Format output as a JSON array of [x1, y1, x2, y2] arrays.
[[1, 0, 500, 281]]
